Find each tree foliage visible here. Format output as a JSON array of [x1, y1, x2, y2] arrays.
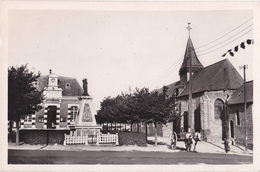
[[8, 64, 44, 144], [96, 86, 176, 127]]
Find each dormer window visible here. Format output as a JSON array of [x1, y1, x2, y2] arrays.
[[66, 83, 70, 89]]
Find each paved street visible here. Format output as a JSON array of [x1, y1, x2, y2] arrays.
[[8, 137, 253, 165], [8, 149, 252, 164]]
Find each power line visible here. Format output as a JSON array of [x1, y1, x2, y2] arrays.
[[196, 17, 253, 50], [144, 56, 183, 86], [222, 39, 254, 57], [146, 57, 182, 86], [197, 24, 253, 54], [142, 17, 253, 89], [197, 28, 253, 57], [147, 58, 183, 88]]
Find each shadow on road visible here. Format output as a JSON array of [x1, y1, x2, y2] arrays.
[[207, 142, 225, 150], [40, 145, 48, 150], [146, 140, 167, 146]]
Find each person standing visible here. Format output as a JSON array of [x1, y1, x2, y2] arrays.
[[224, 138, 230, 153]]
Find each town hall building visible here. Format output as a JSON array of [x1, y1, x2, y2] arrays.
[[19, 70, 84, 144]]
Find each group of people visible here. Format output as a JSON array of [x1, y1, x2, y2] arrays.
[[170, 131, 231, 153], [184, 132, 201, 152], [170, 132, 201, 152]]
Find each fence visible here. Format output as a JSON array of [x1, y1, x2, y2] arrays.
[[64, 133, 118, 145], [97, 133, 119, 145], [63, 134, 87, 145]]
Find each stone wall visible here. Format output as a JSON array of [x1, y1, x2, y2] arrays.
[[228, 103, 253, 150], [174, 90, 237, 144], [20, 130, 70, 145], [162, 123, 173, 138]]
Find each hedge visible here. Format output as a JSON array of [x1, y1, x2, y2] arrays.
[[118, 132, 147, 147]]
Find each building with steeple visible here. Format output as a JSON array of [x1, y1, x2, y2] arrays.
[[160, 24, 245, 144]]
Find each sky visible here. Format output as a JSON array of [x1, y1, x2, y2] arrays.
[[7, 8, 254, 113]]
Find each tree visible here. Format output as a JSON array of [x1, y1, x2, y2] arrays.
[[96, 86, 175, 145], [8, 64, 44, 144]]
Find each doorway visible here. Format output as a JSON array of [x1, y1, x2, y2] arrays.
[[47, 106, 57, 128], [230, 120, 234, 138], [194, 105, 201, 132], [183, 111, 188, 132], [214, 99, 226, 140]]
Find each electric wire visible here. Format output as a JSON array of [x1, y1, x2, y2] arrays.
[[142, 17, 253, 89], [198, 28, 253, 57], [196, 17, 253, 50], [144, 56, 183, 86], [147, 58, 183, 88], [197, 24, 253, 54], [145, 57, 183, 86]]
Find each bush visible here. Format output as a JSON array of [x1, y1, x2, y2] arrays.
[[118, 132, 147, 147]]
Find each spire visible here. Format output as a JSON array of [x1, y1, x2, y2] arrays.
[[179, 23, 203, 75]]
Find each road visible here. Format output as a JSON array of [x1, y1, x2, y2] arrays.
[[8, 149, 252, 164]]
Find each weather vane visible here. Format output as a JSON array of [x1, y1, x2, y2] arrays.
[[186, 22, 192, 38]]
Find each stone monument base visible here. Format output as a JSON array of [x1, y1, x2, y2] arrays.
[[69, 126, 102, 136]]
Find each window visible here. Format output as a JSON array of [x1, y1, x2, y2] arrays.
[[71, 106, 78, 122], [214, 99, 224, 120], [60, 117, 66, 122], [24, 114, 32, 122], [236, 110, 240, 125], [65, 83, 70, 89], [38, 117, 44, 123]]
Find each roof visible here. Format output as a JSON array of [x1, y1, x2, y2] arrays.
[[179, 38, 204, 73], [36, 75, 83, 96], [157, 81, 180, 97], [178, 59, 243, 97], [228, 80, 253, 105]]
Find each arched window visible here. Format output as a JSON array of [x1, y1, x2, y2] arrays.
[[214, 99, 224, 120], [236, 110, 240, 125]]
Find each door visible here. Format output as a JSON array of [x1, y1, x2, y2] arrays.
[[183, 111, 188, 132], [194, 104, 201, 132], [47, 106, 57, 128], [230, 120, 234, 138]]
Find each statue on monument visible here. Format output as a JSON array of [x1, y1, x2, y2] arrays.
[[82, 78, 90, 96]]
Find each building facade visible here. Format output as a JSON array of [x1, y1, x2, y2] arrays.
[[19, 70, 84, 144], [160, 36, 249, 145], [227, 81, 253, 149]]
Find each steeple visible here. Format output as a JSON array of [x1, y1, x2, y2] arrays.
[[179, 24, 203, 86]]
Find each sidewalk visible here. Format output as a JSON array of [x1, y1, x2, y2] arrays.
[[8, 137, 253, 156]]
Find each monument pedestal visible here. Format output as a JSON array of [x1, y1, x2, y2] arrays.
[[69, 96, 102, 137]]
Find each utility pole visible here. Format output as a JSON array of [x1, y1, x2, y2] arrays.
[[187, 22, 193, 133], [239, 64, 248, 151]]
